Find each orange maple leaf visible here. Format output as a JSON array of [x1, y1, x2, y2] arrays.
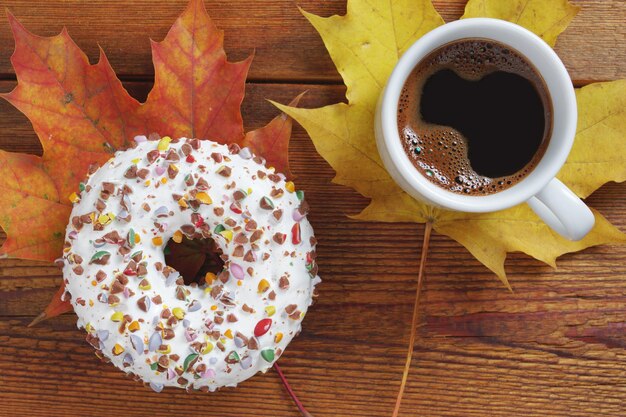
[[1, 0, 300, 323]]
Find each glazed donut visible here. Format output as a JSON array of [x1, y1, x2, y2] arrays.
[[62, 135, 320, 392]]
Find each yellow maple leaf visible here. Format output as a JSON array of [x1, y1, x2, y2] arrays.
[[462, 0, 579, 47], [277, 0, 626, 288]]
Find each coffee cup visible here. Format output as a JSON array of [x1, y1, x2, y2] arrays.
[[375, 18, 594, 241]]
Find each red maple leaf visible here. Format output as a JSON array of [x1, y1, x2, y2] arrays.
[[1, 0, 300, 324]]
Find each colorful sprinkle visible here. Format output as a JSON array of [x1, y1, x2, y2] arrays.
[[112, 343, 125, 355], [196, 192, 212, 205], [130, 334, 144, 353], [149, 332, 162, 352], [264, 306, 276, 316], [230, 263, 244, 280], [110, 311, 124, 322], [274, 333, 283, 343], [172, 307, 185, 320], [172, 230, 183, 243], [285, 181, 295, 193], [219, 229, 233, 242], [261, 349, 275, 362], [205, 272, 216, 285], [254, 318, 272, 337], [291, 223, 301, 245], [152, 236, 163, 246], [69, 192, 80, 203], [157, 136, 172, 151], [257, 279, 270, 293], [183, 353, 199, 371], [90, 250, 110, 264]]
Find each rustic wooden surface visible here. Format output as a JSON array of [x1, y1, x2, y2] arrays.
[[1, 1, 626, 416]]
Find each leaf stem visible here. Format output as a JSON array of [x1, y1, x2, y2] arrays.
[[274, 362, 314, 417], [391, 221, 433, 417]]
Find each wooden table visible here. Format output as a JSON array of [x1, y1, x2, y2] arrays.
[[1, 1, 625, 416]]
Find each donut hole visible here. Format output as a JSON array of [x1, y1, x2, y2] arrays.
[[164, 236, 225, 286]]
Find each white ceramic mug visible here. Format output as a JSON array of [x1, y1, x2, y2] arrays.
[[375, 18, 595, 241]]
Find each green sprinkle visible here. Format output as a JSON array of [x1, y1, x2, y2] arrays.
[[79, 182, 86, 192], [183, 353, 199, 371], [128, 228, 136, 248], [150, 362, 159, 371], [90, 250, 110, 263], [260, 349, 275, 362], [214, 224, 225, 234], [296, 190, 305, 201]]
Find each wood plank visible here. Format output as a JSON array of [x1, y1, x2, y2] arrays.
[[0, 1, 624, 83], [1, 82, 626, 416]]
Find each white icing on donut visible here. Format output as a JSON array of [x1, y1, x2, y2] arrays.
[[62, 136, 320, 392]]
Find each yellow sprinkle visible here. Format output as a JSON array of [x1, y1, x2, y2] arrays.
[[172, 307, 185, 320], [202, 342, 214, 354], [111, 311, 124, 322], [219, 230, 233, 242], [131, 158, 141, 164], [157, 136, 171, 151], [98, 214, 110, 225], [89, 299, 94, 307], [224, 329, 233, 339], [205, 272, 216, 285], [274, 333, 283, 343], [152, 236, 163, 246], [160, 177, 167, 184], [134, 234, 141, 244], [247, 188, 253, 195], [257, 279, 270, 293], [204, 287, 212, 294], [144, 180, 151, 187], [139, 281, 151, 290], [157, 344, 171, 354], [85, 322, 94, 333], [265, 306, 276, 317], [68, 192, 80, 203], [210, 305, 218, 311], [128, 321, 140, 332], [237, 280, 242, 287], [196, 192, 212, 205], [285, 181, 295, 193], [89, 212, 96, 223], [91, 280, 97, 287], [173, 230, 183, 243], [178, 198, 188, 208], [268, 166, 275, 172], [113, 343, 125, 355]]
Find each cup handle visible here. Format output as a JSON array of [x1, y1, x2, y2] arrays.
[[527, 178, 595, 241]]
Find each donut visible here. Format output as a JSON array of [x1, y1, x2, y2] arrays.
[[61, 135, 320, 392]]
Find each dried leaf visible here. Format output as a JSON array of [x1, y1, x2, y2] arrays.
[[0, 151, 70, 260], [138, 0, 252, 143], [558, 80, 626, 198], [1, 13, 145, 202], [462, 0, 579, 47], [280, 0, 626, 286], [244, 93, 305, 178], [0, 0, 297, 320], [28, 281, 72, 327]]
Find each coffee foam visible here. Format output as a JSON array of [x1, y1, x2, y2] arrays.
[[397, 39, 549, 196]]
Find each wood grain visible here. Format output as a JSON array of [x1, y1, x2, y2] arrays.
[[0, 1, 624, 83], [1, 1, 626, 416]]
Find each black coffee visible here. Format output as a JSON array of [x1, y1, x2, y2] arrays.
[[397, 38, 552, 195]]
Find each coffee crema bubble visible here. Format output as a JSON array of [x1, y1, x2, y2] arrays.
[[397, 39, 552, 196]]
